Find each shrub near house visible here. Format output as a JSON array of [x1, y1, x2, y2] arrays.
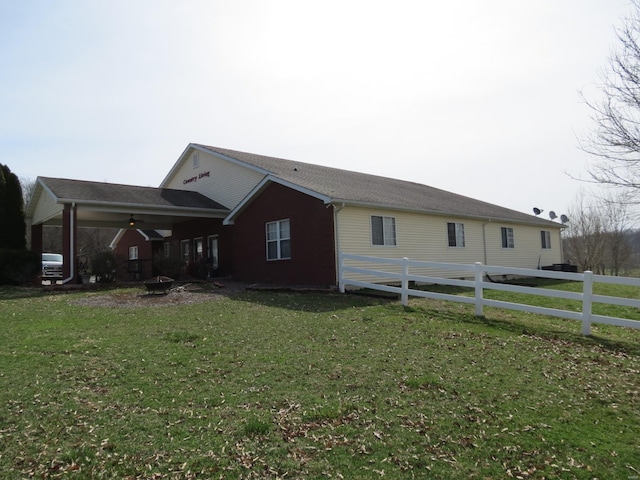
[[0, 249, 40, 285]]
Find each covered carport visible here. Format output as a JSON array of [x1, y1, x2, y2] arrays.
[[25, 177, 229, 284]]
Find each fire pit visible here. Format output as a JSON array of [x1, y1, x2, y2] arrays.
[[143, 276, 174, 294]]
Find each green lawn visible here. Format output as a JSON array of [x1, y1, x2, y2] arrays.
[[0, 284, 638, 479]]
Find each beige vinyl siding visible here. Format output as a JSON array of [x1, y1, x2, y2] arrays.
[[31, 189, 63, 225], [163, 150, 265, 210], [484, 223, 562, 268], [337, 207, 485, 280], [554, 229, 563, 261], [336, 206, 563, 282]]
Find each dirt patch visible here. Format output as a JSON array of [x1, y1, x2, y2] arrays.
[[71, 280, 248, 308]]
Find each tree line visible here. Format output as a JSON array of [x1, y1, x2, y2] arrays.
[[1, 164, 27, 250], [0, 164, 39, 284], [561, 192, 639, 275], [566, 0, 640, 275]]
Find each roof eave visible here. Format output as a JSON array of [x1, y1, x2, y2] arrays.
[[197, 144, 273, 176], [160, 143, 274, 188], [159, 143, 197, 188], [109, 229, 126, 249], [224, 175, 331, 225], [330, 199, 563, 228], [51, 197, 228, 216], [25, 177, 58, 219]]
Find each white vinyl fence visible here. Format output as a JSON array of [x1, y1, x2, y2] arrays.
[[338, 253, 640, 336]]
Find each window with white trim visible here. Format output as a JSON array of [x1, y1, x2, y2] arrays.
[[266, 219, 291, 260], [192, 152, 199, 168], [447, 222, 465, 247], [501, 227, 515, 248], [128, 246, 138, 260], [371, 215, 397, 246], [541, 230, 551, 249]]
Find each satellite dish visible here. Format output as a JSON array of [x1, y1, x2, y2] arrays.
[[560, 214, 569, 224], [533, 207, 543, 216], [549, 211, 557, 220]]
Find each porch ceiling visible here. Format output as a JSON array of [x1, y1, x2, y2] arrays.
[[28, 177, 229, 229], [39, 205, 226, 230]]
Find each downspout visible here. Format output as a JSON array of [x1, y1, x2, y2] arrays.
[[62, 202, 76, 284]]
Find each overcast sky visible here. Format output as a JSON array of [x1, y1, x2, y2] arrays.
[[1, 0, 633, 220]]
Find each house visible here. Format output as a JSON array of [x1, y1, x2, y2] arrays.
[[109, 229, 171, 280], [27, 175, 227, 283], [26, 143, 564, 285]]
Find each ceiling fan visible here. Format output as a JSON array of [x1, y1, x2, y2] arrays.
[[128, 214, 145, 227]]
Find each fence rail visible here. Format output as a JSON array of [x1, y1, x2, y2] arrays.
[[338, 253, 640, 335]]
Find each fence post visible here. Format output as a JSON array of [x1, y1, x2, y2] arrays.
[[338, 252, 345, 293], [582, 270, 593, 336], [474, 262, 484, 317], [401, 257, 409, 306]]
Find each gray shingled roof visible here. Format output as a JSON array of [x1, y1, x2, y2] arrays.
[[39, 177, 228, 211], [139, 229, 167, 240], [195, 144, 557, 226]]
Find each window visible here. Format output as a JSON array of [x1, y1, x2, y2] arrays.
[[501, 227, 515, 248], [208, 235, 219, 270], [194, 237, 204, 261], [266, 219, 291, 260], [541, 230, 551, 249], [163, 242, 170, 258], [192, 152, 199, 168], [180, 239, 191, 263], [371, 215, 397, 246], [128, 246, 139, 274], [447, 222, 465, 247]]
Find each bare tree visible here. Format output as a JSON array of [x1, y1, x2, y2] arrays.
[[563, 192, 631, 274], [76, 227, 119, 272], [20, 177, 36, 207], [563, 194, 606, 273], [20, 177, 36, 249], [601, 194, 632, 274], [39, 226, 62, 253], [580, 0, 640, 198]]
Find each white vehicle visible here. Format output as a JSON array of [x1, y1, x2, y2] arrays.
[[42, 253, 63, 281]]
